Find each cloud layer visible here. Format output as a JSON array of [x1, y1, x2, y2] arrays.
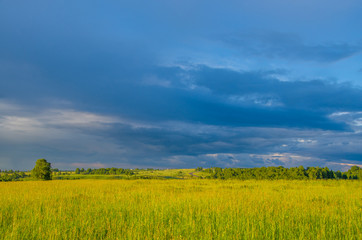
[[219, 32, 362, 62], [1, 64, 362, 170], [0, 1, 362, 170]]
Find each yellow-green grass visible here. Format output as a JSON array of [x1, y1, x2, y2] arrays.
[[51, 169, 205, 180], [0, 180, 360, 240], [52, 174, 129, 180], [133, 169, 200, 179]]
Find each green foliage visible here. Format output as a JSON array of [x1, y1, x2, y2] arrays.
[[0, 171, 27, 182], [345, 166, 362, 179], [2, 165, 362, 182], [207, 166, 362, 180], [31, 159, 52, 180], [74, 167, 135, 175]]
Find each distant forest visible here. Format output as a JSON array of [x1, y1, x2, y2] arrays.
[[200, 166, 362, 180], [0, 165, 361, 182]]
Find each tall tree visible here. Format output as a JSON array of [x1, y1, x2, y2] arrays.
[[31, 159, 52, 180]]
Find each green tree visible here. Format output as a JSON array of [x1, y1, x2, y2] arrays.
[[195, 167, 203, 171], [75, 168, 80, 174], [31, 159, 52, 180]]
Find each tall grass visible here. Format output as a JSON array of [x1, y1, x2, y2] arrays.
[[0, 180, 361, 239]]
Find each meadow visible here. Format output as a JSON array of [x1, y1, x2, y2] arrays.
[[0, 179, 361, 240]]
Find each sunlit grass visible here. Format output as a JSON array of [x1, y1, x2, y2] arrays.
[[0, 180, 361, 239], [49, 169, 199, 180], [134, 168, 196, 179]]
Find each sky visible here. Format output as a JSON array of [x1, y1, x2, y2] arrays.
[[1, 0, 362, 170]]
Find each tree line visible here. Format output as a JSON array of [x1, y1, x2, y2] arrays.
[[73, 167, 134, 175], [0, 170, 27, 181], [0, 158, 52, 182], [1, 158, 361, 181], [200, 166, 362, 180]]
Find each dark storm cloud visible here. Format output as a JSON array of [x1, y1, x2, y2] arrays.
[[187, 65, 362, 111], [2, 45, 362, 170], [100, 122, 362, 169], [2, 59, 354, 131], [1, 0, 362, 170], [219, 32, 362, 62], [132, 65, 361, 131]]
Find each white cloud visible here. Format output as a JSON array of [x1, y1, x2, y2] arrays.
[[329, 111, 354, 117], [205, 153, 234, 158], [42, 109, 119, 127], [352, 118, 362, 126], [337, 162, 362, 167], [327, 162, 362, 171], [0, 100, 154, 133], [249, 152, 325, 168], [329, 111, 362, 132], [0, 102, 137, 169], [228, 94, 284, 107], [296, 138, 317, 144], [0, 107, 122, 143], [0, 116, 43, 132]]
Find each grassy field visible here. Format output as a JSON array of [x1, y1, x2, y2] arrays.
[[4, 169, 200, 181], [0, 179, 361, 240], [50, 169, 201, 180]]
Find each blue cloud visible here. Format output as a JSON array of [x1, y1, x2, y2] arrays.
[[1, 0, 362, 170], [218, 32, 361, 62], [188, 65, 362, 111]]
